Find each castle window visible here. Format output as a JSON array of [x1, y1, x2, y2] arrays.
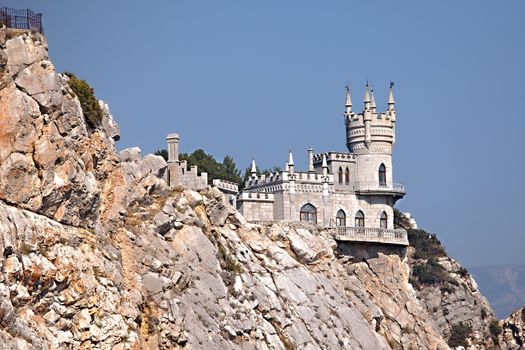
[[345, 167, 350, 185], [338, 167, 343, 185], [355, 210, 365, 227], [380, 212, 388, 229], [336, 209, 346, 227], [300, 204, 317, 224], [378, 163, 386, 186]]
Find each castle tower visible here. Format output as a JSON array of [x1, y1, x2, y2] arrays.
[[345, 82, 397, 185], [166, 133, 180, 162]]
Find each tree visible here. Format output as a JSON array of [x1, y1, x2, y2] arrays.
[[65, 72, 103, 128], [222, 156, 242, 184], [154, 149, 168, 161]]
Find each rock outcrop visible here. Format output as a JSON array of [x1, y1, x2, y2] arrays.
[[410, 251, 498, 348], [499, 307, 525, 349], [0, 27, 523, 350]]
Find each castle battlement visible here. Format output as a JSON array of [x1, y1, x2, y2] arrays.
[[212, 179, 239, 193], [245, 170, 333, 190], [165, 134, 208, 191], [313, 152, 355, 165], [345, 82, 397, 154]]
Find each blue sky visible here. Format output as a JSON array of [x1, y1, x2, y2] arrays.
[[8, 1, 525, 267]]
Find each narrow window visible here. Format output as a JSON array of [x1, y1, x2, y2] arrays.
[[300, 204, 317, 224], [338, 167, 343, 185], [378, 163, 386, 186], [355, 210, 365, 227], [336, 209, 346, 227], [380, 211, 388, 229], [345, 167, 350, 185]]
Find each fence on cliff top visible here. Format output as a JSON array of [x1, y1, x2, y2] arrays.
[[0, 8, 43, 33]]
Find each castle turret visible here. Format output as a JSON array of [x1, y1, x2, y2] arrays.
[[346, 82, 398, 185], [322, 154, 328, 177], [288, 150, 294, 175], [345, 85, 352, 114], [307, 147, 314, 172], [370, 87, 377, 114], [250, 158, 257, 178], [166, 133, 180, 162], [388, 81, 396, 143]]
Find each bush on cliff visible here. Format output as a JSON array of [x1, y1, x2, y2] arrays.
[[489, 320, 502, 343], [448, 322, 472, 347], [408, 229, 446, 260], [393, 208, 412, 230], [65, 72, 103, 128], [412, 258, 449, 285]]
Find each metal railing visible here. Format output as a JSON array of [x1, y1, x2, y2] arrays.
[[352, 181, 405, 193], [328, 226, 408, 245], [0, 8, 43, 33]]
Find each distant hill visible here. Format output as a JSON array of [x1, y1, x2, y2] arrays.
[[470, 264, 525, 319]]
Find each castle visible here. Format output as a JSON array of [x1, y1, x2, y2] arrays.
[[167, 82, 408, 245]]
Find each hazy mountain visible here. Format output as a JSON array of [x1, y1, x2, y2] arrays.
[[470, 264, 525, 318]]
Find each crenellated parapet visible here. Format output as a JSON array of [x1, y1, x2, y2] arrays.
[[313, 152, 355, 166], [212, 179, 239, 194], [165, 133, 208, 191], [345, 82, 397, 155], [244, 170, 333, 191]]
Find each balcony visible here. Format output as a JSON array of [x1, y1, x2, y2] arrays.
[[328, 226, 408, 246], [352, 181, 405, 198]]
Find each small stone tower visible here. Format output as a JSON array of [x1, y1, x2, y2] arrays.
[[345, 82, 397, 185]]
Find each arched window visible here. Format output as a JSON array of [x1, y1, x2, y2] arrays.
[[336, 209, 346, 227], [300, 204, 317, 224], [355, 210, 365, 228], [345, 167, 350, 185], [378, 163, 386, 186], [338, 167, 343, 185], [380, 211, 388, 229]]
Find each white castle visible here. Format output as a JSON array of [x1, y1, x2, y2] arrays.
[[167, 82, 408, 245]]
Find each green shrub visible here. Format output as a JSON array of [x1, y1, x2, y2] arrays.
[[408, 229, 446, 260], [154, 149, 168, 161], [481, 308, 487, 319], [393, 208, 412, 230], [448, 322, 472, 348], [440, 283, 455, 294], [412, 258, 449, 285], [457, 266, 469, 278], [489, 320, 502, 343], [65, 72, 103, 128]]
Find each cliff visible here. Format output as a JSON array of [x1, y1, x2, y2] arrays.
[[0, 28, 524, 349]]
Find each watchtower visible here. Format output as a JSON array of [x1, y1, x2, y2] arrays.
[[345, 82, 397, 186]]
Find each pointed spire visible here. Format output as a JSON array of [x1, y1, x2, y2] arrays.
[[388, 81, 395, 109], [288, 150, 294, 166], [250, 158, 257, 177], [363, 81, 371, 103], [370, 87, 377, 111], [345, 84, 352, 110], [322, 154, 328, 177]]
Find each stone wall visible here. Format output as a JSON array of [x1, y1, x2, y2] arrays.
[[167, 161, 207, 191], [237, 192, 274, 221]]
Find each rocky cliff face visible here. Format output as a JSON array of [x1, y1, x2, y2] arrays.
[[0, 28, 524, 350]]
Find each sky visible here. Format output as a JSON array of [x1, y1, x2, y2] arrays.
[[7, 1, 525, 267]]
